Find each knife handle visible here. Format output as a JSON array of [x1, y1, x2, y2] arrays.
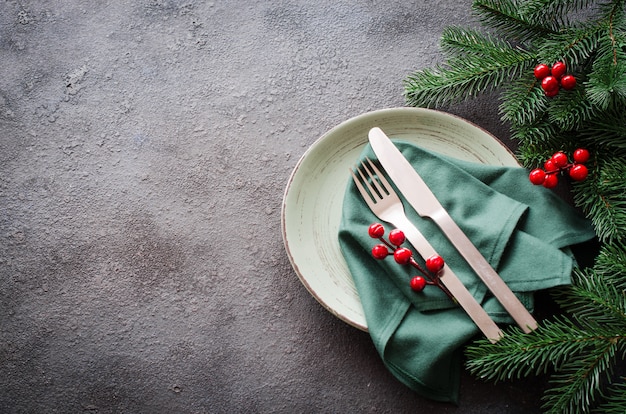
[[432, 210, 539, 333], [394, 216, 503, 343]]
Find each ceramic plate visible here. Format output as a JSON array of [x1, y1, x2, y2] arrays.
[[281, 108, 519, 331]]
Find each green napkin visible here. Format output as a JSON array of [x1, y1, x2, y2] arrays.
[[338, 140, 596, 403]]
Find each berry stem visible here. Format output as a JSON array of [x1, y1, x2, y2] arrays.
[[408, 257, 456, 302], [371, 227, 455, 302], [407, 256, 429, 276], [547, 162, 577, 174], [377, 237, 396, 251]]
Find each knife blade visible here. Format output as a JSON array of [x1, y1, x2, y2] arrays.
[[368, 127, 538, 333]]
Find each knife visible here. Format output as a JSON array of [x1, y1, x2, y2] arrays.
[[368, 127, 538, 333]]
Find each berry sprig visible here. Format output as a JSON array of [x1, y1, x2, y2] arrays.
[[534, 61, 576, 97], [529, 148, 590, 188], [368, 223, 455, 301]]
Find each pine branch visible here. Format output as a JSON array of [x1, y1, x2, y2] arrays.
[[499, 72, 547, 125], [472, 0, 557, 42], [555, 267, 626, 327], [579, 109, 626, 150], [514, 119, 571, 166], [587, 4, 626, 109], [586, 35, 626, 110], [541, 336, 624, 414], [537, 23, 606, 65], [468, 234, 626, 413], [517, 142, 553, 167], [537, 1, 626, 67], [404, 30, 535, 107], [573, 152, 626, 243], [519, 0, 598, 26], [465, 317, 623, 380], [599, 0, 626, 32], [466, 318, 626, 413], [439, 26, 527, 59], [594, 241, 626, 288], [547, 86, 598, 130], [543, 240, 626, 413]]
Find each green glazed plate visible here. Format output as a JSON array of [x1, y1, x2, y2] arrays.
[[281, 108, 519, 331]]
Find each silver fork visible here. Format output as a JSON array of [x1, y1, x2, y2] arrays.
[[351, 157, 503, 343]]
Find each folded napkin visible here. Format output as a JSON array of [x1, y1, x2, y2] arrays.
[[338, 140, 596, 403]]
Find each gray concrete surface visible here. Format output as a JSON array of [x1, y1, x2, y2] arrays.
[[1, 1, 546, 412]]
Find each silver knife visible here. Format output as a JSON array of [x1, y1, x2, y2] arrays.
[[368, 127, 538, 333]]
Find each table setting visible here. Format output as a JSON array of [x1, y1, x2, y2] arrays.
[[282, 107, 596, 403]]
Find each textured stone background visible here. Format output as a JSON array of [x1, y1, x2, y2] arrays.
[[1, 1, 545, 412]]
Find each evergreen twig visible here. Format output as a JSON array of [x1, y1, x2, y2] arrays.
[[541, 335, 624, 413], [404, 29, 535, 107], [499, 72, 547, 126], [573, 152, 626, 243], [473, 0, 558, 41], [519, 0, 597, 19]]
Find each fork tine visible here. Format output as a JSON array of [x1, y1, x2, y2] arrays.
[[356, 162, 383, 202], [364, 157, 393, 193], [350, 168, 376, 205], [360, 158, 390, 199]]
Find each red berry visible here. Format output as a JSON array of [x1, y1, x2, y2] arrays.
[[551, 61, 567, 78], [543, 173, 559, 188], [368, 223, 385, 238], [410, 276, 427, 292], [529, 168, 547, 185], [560, 74, 577, 90], [393, 247, 412, 265], [544, 159, 557, 172], [573, 148, 590, 163], [425, 255, 445, 273], [388, 229, 406, 246], [371, 244, 389, 260], [534, 63, 551, 79], [569, 164, 589, 181], [551, 151, 569, 168], [541, 76, 559, 93]]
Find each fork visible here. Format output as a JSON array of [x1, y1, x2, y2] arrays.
[[351, 157, 503, 343]]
